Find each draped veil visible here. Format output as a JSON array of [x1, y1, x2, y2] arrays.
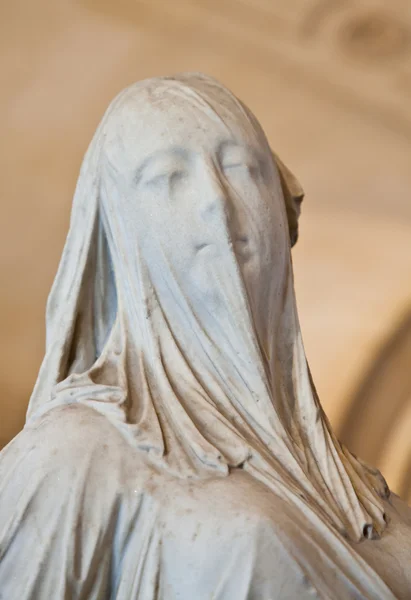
[[27, 73, 389, 545]]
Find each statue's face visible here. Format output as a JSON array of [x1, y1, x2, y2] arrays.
[[103, 88, 288, 310]]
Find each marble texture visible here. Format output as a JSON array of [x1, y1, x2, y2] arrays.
[[3, 3, 411, 499], [0, 74, 410, 599]]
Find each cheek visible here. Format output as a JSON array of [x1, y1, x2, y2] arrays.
[[227, 173, 271, 220], [134, 204, 195, 271], [243, 192, 288, 279]]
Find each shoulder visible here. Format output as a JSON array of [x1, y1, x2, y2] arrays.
[[2, 403, 133, 476]]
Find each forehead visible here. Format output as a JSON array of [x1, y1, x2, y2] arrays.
[[104, 84, 264, 166]]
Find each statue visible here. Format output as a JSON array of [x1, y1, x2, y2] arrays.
[[0, 73, 410, 599]]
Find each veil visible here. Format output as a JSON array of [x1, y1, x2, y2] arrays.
[[26, 73, 389, 545]]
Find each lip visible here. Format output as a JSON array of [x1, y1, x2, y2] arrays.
[[234, 236, 252, 261], [195, 242, 212, 253], [234, 235, 249, 251], [235, 235, 248, 246], [195, 236, 251, 258]]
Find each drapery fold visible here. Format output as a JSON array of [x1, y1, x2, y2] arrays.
[[26, 72, 388, 546]]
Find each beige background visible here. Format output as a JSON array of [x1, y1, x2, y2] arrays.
[[1, 0, 411, 497]]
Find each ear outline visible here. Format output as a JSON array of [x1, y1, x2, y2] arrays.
[[272, 152, 304, 247]]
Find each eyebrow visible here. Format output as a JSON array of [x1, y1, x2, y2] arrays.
[[134, 146, 191, 184], [217, 139, 240, 153], [217, 139, 260, 160]]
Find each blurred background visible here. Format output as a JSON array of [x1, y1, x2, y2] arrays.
[[1, 0, 411, 499]]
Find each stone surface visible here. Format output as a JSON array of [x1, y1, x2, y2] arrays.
[[2, 0, 411, 507], [0, 74, 410, 598]]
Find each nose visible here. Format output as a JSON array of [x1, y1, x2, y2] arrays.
[[199, 161, 233, 224]]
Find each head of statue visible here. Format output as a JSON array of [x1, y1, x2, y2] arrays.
[[27, 73, 388, 545], [98, 73, 304, 327]]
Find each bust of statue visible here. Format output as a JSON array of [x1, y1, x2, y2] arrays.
[[1, 73, 410, 599]]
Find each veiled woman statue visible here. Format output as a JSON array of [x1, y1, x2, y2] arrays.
[[0, 73, 410, 599]]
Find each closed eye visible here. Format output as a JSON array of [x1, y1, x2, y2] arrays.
[[144, 169, 187, 187], [222, 162, 260, 178], [135, 148, 190, 188], [218, 141, 262, 180]]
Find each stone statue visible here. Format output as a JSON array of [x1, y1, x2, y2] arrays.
[[0, 73, 410, 599]]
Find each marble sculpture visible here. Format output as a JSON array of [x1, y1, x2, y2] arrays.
[[0, 73, 410, 599]]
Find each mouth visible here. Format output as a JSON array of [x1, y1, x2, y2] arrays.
[[195, 236, 251, 259], [195, 242, 212, 254], [234, 235, 252, 260], [235, 235, 249, 247]]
